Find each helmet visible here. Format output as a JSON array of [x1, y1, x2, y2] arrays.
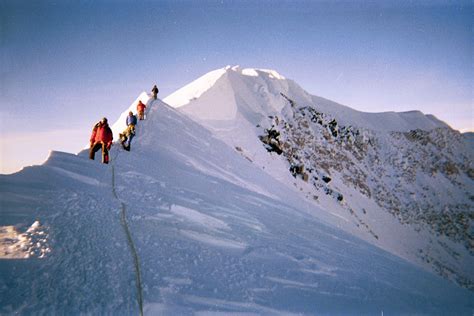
[[102, 117, 108, 123]]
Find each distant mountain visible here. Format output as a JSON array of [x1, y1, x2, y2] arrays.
[[0, 67, 472, 314], [165, 65, 474, 289]]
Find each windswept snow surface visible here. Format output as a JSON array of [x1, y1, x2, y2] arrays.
[[1, 95, 473, 314]]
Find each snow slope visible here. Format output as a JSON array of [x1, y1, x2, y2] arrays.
[[164, 66, 474, 289], [1, 80, 473, 313]]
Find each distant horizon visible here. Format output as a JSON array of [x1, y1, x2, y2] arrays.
[[1, 0, 472, 174]]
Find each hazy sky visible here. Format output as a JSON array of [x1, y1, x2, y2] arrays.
[[1, 0, 472, 174]]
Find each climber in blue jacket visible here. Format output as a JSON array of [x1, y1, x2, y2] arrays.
[[120, 111, 137, 151]]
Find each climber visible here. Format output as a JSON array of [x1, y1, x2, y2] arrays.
[[137, 100, 147, 120], [151, 85, 159, 100], [89, 117, 113, 164], [126, 110, 137, 127], [119, 111, 137, 151]]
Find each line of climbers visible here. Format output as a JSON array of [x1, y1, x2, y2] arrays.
[[89, 85, 158, 164]]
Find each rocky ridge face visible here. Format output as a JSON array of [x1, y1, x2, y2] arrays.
[[258, 93, 474, 288]]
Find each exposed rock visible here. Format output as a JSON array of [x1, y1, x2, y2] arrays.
[[322, 176, 331, 183], [256, 93, 474, 288]]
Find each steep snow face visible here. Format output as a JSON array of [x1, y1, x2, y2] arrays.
[[1, 96, 473, 314], [164, 68, 228, 108], [163, 67, 473, 289]]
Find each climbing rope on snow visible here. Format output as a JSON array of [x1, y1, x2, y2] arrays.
[[111, 151, 144, 316], [105, 94, 154, 315]]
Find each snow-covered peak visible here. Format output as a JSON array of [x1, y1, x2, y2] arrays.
[[163, 66, 309, 122], [164, 66, 449, 133], [163, 66, 288, 115], [174, 66, 288, 109]]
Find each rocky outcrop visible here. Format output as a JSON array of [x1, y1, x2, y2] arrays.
[[259, 126, 283, 155], [258, 93, 474, 288]]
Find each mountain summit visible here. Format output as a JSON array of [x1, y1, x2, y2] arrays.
[[165, 65, 449, 131], [0, 67, 472, 314]]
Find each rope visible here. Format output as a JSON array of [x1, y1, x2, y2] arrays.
[[111, 152, 144, 316], [107, 95, 154, 314]]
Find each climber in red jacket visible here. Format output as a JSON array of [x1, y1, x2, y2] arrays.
[[89, 117, 113, 164], [137, 100, 147, 120]]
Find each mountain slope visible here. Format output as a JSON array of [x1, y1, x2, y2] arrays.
[[164, 66, 474, 289], [0, 85, 473, 313], [0, 151, 138, 313]]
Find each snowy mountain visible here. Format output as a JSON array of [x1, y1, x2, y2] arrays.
[[164, 66, 474, 288], [0, 67, 473, 314]]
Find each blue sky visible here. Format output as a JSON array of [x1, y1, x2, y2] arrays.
[[1, 0, 472, 173]]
